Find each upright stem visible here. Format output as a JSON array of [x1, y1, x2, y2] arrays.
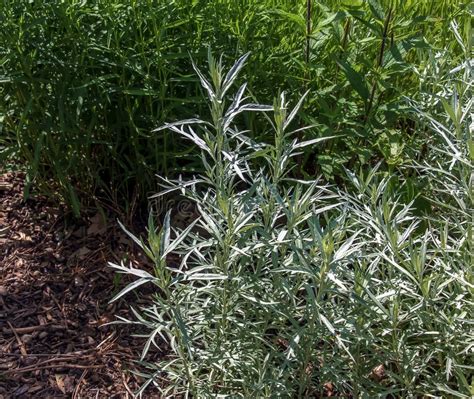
[[305, 0, 312, 66], [295, 0, 312, 176], [365, 6, 393, 122], [341, 17, 351, 52]]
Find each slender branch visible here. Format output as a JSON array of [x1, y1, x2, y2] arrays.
[[306, 0, 312, 65], [366, 6, 393, 121]]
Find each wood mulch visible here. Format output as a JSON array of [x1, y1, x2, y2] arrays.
[[0, 171, 163, 398]]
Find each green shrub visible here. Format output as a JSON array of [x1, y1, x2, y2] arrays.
[[0, 0, 469, 214], [111, 51, 473, 397]]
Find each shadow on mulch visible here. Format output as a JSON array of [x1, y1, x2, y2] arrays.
[[0, 171, 163, 398]]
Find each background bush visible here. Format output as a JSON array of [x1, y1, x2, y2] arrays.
[[0, 0, 469, 215]]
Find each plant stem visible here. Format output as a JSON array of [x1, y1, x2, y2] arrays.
[[365, 6, 393, 122], [306, 0, 312, 66]]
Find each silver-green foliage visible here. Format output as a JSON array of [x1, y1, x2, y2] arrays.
[[110, 50, 473, 397]]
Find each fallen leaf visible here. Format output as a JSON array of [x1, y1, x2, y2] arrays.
[[55, 374, 66, 394]]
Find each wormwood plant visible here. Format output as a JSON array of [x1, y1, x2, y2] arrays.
[[110, 52, 472, 397]]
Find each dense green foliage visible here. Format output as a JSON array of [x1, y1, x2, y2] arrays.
[[0, 0, 469, 215]]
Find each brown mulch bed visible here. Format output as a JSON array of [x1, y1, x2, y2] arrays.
[[0, 171, 162, 398]]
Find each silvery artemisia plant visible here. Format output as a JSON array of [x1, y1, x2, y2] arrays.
[[108, 49, 473, 398], [108, 51, 344, 398]]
